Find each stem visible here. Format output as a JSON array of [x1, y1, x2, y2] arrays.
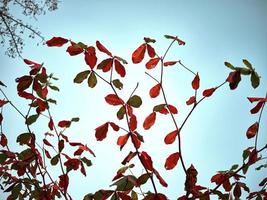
[[178, 61, 197, 75]]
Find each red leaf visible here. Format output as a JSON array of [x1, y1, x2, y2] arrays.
[[46, 37, 68, 47], [248, 149, 258, 164], [164, 61, 178, 67], [66, 44, 84, 56], [0, 99, 8, 107], [74, 148, 83, 156], [167, 104, 178, 114], [226, 71, 241, 90], [0, 133, 7, 147], [149, 84, 161, 98], [44, 149, 51, 159], [18, 91, 35, 100], [145, 58, 160, 69], [164, 152, 180, 170], [186, 96, 196, 105], [48, 118, 54, 131], [84, 46, 97, 69], [58, 120, 71, 128], [80, 161, 86, 176], [105, 94, 124, 106], [129, 115, 137, 131], [140, 151, 153, 171], [146, 44, 156, 58], [250, 102, 264, 114], [114, 60, 126, 77], [24, 59, 42, 69], [131, 134, 141, 149], [43, 139, 53, 147], [0, 113, 3, 124], [96, 40, 112, 57], [95, 122, 109, 141], [97, 58, 113, 72], [109, 122, 120, 131], [41, 86, 48, 99], [143, 112, 156, 130], [247, 97, 267, 103], [164, 130, 178, 144], [192, 73, 200, 90], [118, 192, 132, 200], [132, 44, 146, 64], [59, 174, 69, 193], [153, 168, 168, 187], [246, 122, 259, 139], [121, 151, 137, 165], [117, 134, 129, 150], [202, 88, 216, 97]]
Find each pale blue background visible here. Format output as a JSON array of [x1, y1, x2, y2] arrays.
[[1, 0, 267, 199]]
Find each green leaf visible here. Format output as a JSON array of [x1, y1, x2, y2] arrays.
[[131, 191, 138, 200], [83, 194, 94, 200], [229, 164, 239, 171], [18, 148, 34, 160], [0, 153, 7, 163], [114, 56, 128, 64], [224, 62, 235, 70], [127, 95, 142, 108], [76, 42, 87, 49], [71, 117, 80, 122], [153, 104, 166, 112], [47, 98, 57, 104], [11, 183, 22, 199], [25, 114, 39, 125], [112, 79, 123, 90], [164, 35, 174, 39], [48, 85, 60, 91], [137, 173, 150, 186], [51, 154, 60, 166], [243, 59, 253, 70], [111, 176, 136, 191], [88, 72, 97, 88], [74, 70, 90, 84], [81, 157, 92, 167], [251, 71, 260, 89], [242, 164, 249, 174], [117, 106, 126, 120], [236, 67, 251, 75], [17, 133, 33, 145]]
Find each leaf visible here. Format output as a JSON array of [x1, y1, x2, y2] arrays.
[[66, 44, 84, 56], [105, 94, 124, 106], [117, 134, 129, 150], [43, 139, 53, 147], [167, 104, 178, 114], [85, 47, 97, 69], [146, 44, 156, 58], [16, 75, 32, 91], [97, 58, 113, 72], [95, 122, 109, 141], [164, 35, 185, 45], [137, 173, 150, 186], [88, 72, 97, 88], [46, 37, 68, 47], [186, 96, 196, 105], [114, 56, 128, 64], [145, 58, 160, 69], [111, 176, 136, 191], [109, 122, 120, 131], [246, 122, 259, 139], [224, 62, 235, 70], [59, 174, 69, 194], [140, 151, 153, 171], [202, 88, 216, 97], [117, 106, 126, 120], [114, 60, 126, 77], [233, 184, 241, 199], [127, 95, 142, 108], [164, 130, 178, 144], [25, 114, 39, 125], [229, 164, 239, 171], [144, 37, 156, 43], [164, 152, 180, 170], [71, 117, 80, 122], [129, 115, 137, 131], [149, 84, 161, 98], [192, 73, 200, 90], [0, 81, 7, 87], [153, 104, 166, 112], [0, 133, 7, 147], [153, 168, 168, 187], [250, 102, 264, 114], [243, 59, 253, 70], [132, 44, 146, 64], [226, 71, 241, 90], [48, 85, 60, 91], [143, 112, 156, 130], [0, 99, 8, 107], [58, 120, 71, 128], [112, 79, 123, 90], [51, 154, 60, 165], [164, 61, 178, 67], [74, 70, 90, 84], [96, 40, 112, 57], [251, 71, 260, 89]]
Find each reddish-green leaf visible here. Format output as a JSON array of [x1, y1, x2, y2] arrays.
[[202, 88, 216, 97], [149, 84, 161, 98], [73, 70, 90, 84], [46, 37, 68, 47], [143, 112, 156, 130], [246, 122, 259, 139], [96, 40, 112, 57], [164, 130, 178, 144], [58, 120, 71, 128], [66, 44, 84, 56], [145, 58, 160, 69], [97, 58, 113, 72], [87, 72, 97, 88], [132, 44, 146, 64], [95, 122, 109, 141], [192, 73, 200, 90], [164, 152, 180, 170], [105, 94, 124, 106], [114, 60, 126, 77]]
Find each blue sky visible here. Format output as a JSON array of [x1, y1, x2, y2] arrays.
[[1, 0, 267, 199]]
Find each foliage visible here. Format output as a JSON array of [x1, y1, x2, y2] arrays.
[[0, 35, 266, 200]]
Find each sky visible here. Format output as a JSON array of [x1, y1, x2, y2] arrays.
[[1, 0, 267, 199]]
